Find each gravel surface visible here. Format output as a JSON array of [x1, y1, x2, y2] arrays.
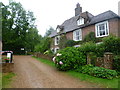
[[11, 55, 101, 88]]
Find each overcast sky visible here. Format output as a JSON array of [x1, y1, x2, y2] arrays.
[[1, 0, 120, 36]]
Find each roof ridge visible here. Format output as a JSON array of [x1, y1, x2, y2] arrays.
[[93, 10, 119, 18]]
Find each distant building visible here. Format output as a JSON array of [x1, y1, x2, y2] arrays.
[[49, 3, 120, 53]]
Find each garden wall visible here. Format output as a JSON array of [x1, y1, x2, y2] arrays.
[[2, 63, 14, 73], [87, 52, 113, 69]]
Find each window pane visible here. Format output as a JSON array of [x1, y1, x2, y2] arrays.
[[76, 30, 80, 36], [106, 23, 108, 35], [97, 26, 99, 36]]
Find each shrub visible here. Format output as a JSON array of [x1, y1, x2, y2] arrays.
[[75, 64, 118, 79], [59, 35, 68, 49], [78, 42, 97, 55], [102, 35, 120, 55], [113, 55, 120, 75], [76, 64, 94, 74], [65, 40, 77, 47], [95, 43, 105, 57], [83, 32, 101, 43], [34, 37, 51, 53], [54, 47, 86, 71], [90, 67, 117, 79], [87, 52, 97, 66]]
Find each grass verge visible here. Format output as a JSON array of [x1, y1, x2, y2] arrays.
[[33, 56, 119, 88], [33, 56, 55, 67], [2, 72, 15, 88]]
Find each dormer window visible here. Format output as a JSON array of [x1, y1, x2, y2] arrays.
[[57, 28, 61, 33], [77, 17, 84, 25]]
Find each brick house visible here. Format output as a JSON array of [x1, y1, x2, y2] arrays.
[[49, 3, 120, 53]]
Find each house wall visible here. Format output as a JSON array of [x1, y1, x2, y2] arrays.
[[82, 25, 95, 40], [118, 19, 120, 37], [66, 31, 73, 40], [50, 18, 120, 51], [50, 37, 59, 48], [108, 18, 119, 37]]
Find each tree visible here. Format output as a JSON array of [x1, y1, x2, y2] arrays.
[[1, 1, 41, 54], [34, 37, 51, 53], [44, 26, 55, 37]]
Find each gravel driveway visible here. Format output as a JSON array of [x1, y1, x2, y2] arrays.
[[11, 55, 101, 88]]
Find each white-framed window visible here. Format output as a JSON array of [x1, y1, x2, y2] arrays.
[[95, 21, 109, 37], [73, 29, 82, 41], [55, 36, 60, 45], [54, 47, 59, 53], [77, 17, 84, 25]]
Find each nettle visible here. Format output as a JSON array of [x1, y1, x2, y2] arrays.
[[52, 47, 86, 71]]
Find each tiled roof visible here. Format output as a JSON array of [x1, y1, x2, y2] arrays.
[[49, 10, 120, 37], [89, 10, 120, 25]]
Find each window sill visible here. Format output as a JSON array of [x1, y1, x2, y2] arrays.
[[96, 35, 109, 38]]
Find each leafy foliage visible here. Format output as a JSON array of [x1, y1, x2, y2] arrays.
[[59, 35, 68, 49], [44, 26, 55, 37], [83, 32, 101, 43], [78, 42, 97, 55], [75, 64, 117, 79], [1, 1, 41, 54], [90, 67, 117, 79], [75, 64, 94, 74], [102, 35, 120, 55], [113, 55, 120, 75], [34, 37, 51, 53], [55, 47, 86, 71]]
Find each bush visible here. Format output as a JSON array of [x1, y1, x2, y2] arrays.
[[75, 64, 94, 74], [102, 35, 120, 55], [75, 64, 118, 79], [83, 32, 102, 43], [113, 55, 120, 75], [34, 37, 51, 53], [65, 40, 77, 47], [95, 43, 105, 57], [54, 47, 86, 71], [78, 42, 97, 55], [90, 67, 117, 79]]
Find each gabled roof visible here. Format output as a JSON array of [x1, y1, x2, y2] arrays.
[[89, 10, 120, 25], [49, 10, 120, 37]]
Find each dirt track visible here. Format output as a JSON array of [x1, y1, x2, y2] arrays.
[[11, 55, 101, 88]]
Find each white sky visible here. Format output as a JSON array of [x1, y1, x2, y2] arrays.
[[1, 0, 120, 36]]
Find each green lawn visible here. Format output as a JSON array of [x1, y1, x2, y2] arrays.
[[2, 72, 15, 88], [33, 56, 55, 67], [33, 56, 119, 88]]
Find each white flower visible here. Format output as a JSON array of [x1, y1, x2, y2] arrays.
[[52, 57, 56, 63], [56, 53, 62, 56], [59, 61, 63, 65]]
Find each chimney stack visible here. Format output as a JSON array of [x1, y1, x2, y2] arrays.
[[75, 3, 82, 16]]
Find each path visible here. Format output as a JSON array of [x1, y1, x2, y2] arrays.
[[11, 55, 101, 88]]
